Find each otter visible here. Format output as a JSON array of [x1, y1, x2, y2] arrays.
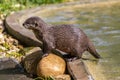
[[23, 16, 101, 60]]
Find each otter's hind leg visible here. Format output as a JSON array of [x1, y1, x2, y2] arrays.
[[66, 49, 82, 61], [64, 55, 79, 62]]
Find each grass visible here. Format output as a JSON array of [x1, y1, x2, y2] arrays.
[[0, 0, 73, 18]]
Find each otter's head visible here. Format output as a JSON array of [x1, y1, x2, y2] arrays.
[[23, 16, 45, 30]]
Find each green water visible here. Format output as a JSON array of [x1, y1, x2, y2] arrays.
[[39, 2, 120, 80]]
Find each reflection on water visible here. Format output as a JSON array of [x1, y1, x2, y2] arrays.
[[39, 1, 120, 80]]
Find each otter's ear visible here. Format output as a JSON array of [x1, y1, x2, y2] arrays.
[[35, 21, 38, 27]]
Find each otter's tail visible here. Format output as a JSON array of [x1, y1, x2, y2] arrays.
[[87, 39, 101, 58]]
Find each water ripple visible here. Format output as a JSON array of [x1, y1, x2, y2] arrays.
[[93, 37, 111, 46], [105, 30, 120, 34]]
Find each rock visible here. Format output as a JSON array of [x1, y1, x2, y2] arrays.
[[22, 47, 67, 78], [22, 47, 66, 78], [0, 57, 33, 80], [54, 74, 71, 80], [22, 47, 42, 75], [5, 13, 42, 47], [37, 53, 66, 77], [67, 59, 94, 80]]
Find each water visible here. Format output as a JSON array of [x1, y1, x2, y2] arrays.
[[38, 1, 120, 80]]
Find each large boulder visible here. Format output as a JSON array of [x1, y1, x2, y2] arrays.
[[37, 53, 66, 77], [22, 47, 66, 78]]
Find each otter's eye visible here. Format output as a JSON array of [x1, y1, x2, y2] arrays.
[[35, 22, 38, 27], [34, 21, 38, 27]]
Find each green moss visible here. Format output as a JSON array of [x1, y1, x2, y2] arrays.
[[6, 51, 22, 58], [2, 42, 11, 50], [18, 47, 34, 55]]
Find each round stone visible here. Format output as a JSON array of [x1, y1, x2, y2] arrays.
[[37, 53, 66, 77]]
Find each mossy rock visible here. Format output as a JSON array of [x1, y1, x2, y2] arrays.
[[22, 47, 42, 75]]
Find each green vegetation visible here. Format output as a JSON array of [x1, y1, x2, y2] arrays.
[[0, 30, 33, 60], [0, 0, 73, 18]]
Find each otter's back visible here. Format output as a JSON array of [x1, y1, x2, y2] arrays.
[[48, 24, 88, 53]]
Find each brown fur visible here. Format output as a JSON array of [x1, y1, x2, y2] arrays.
[[23, 16, 101, 59]]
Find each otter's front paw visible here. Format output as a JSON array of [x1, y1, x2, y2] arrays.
[[42, 53, 49, 58]]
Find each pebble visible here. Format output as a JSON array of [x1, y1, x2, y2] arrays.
[[0, 19, 23, 60], [0, 19, 3, 25], [0, 34, 5, 44]]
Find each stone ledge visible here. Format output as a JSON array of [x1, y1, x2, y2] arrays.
[[5, 11, 42, 47]]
